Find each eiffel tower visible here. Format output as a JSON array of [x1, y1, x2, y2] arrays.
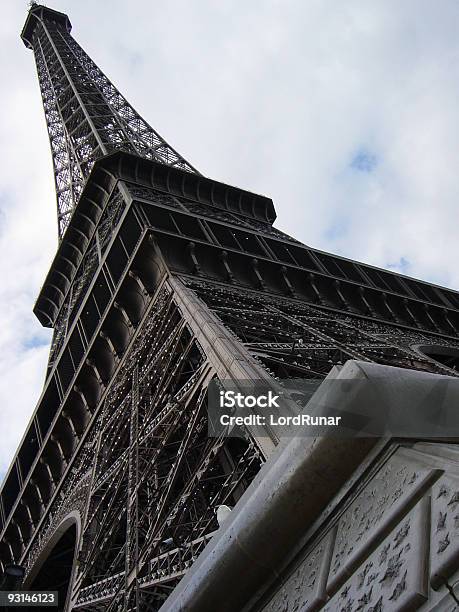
[[1, 4, 459, 610]]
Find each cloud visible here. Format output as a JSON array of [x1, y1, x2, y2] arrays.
[[1, 0, 459, 477]]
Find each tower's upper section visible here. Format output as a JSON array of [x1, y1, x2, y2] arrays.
[[21, 5, 72, 48], [21, 3, 198, 238]]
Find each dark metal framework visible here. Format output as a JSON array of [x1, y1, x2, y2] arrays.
[[22, 4, 197, 238], [0, 4, 458, 610]]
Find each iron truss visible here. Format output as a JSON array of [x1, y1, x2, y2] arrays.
[[184, 279, 459, 380], [14, 275, 459, 610], [24, 4, 198, 238], [27, 282, 264, 610]]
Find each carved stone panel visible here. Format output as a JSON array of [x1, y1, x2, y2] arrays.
[[430, 474, 459, 589], [262, 528, 336, 612], [328, 451, 438, 593], [324, 497, 430, 611]]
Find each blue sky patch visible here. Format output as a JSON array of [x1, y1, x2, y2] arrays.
[[22, 334, 50, 351], [387, 256, 410, 274], [350, 149, 378, 173]]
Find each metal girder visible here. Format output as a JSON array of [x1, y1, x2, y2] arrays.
[[184, 279, 459, 379], [26, 5, 198, 239], [63, 281, 265, 610]]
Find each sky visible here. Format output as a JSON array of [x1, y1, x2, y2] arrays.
[[1, 0, 459, 481]]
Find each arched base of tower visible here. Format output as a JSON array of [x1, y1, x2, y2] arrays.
[[27, 523, 77, 612]]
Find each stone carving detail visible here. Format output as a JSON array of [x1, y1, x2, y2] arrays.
[[259, 444, 459, 611], [328, 451, 437, 592], [263, 529, 336, 612], [430, 474, 459, 588], [324, 498, 429, 611]]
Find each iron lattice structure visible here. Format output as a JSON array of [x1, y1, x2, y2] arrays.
[[23, 4, 197, 238], [0, 4, 458, 611]]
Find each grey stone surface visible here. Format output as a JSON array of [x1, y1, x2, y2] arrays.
[[430, 474, 459, 590], [324, 497, 429, 611], [263, 528, 336, 612], [260, 442, 459, 611], [328, 452, 437, 593]]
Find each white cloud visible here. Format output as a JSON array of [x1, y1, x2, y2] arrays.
[[1, 0, 459, 477]]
